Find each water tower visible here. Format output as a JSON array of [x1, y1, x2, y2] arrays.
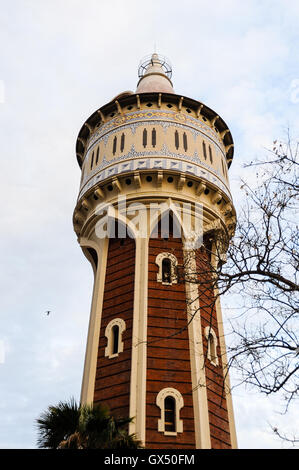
[[73, 53, 237, 449]]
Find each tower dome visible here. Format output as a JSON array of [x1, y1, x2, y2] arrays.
[[136, 53, 174, 94]]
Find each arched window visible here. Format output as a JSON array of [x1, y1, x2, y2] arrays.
[[204, 326, 219, 366], [155, 252, 178, 285], [183, 132, 188, 152], [113, 136, 117, 155], [202, 141, 207, 160], [209, 145, 213, 163], [175, 130, 179, 150], [105, 318, 126, 359], [162, 258, 171, 283], [164, 396, 176, 432], [156, 388, 184, 435], [143, 128, 147, 148], [112, 325, 119, 355], [152, 128, 156, 148], [90, 151, 94, 169], [120, 133, 125, 152]]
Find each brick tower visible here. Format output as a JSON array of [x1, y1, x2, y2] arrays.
[[73, 54, 237, 449]]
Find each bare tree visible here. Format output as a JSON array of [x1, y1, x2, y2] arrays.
[[175, 132, 298, 443]]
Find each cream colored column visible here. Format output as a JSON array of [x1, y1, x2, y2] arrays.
[[183, 245, 211, 449], [129, 234, 149, 445], [80, 237, 109, 405]]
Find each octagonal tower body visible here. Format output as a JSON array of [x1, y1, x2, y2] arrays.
[[73, 54, 237, 449]]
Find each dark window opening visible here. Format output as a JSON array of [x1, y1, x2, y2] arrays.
[[120, 133, 125, 153], [164, 396, 176, 432], [186, 108, 191, 113], [209, 145, 213, 163], [112, 325, 119, 355], [143, 128, 147, 148], [175, 130, 179, 150], [167, 103, 173, 108], [90, 151, 94, 169], [152, 128, 156, 148], [146, 102, 153, 107], [96, 147, 99, 165], [202, 141, 207, 160], [162, 258, 172, 283], [183, 132, 188, 152], [113, 136, 117, 155]]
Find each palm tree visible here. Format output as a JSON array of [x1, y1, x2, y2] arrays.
[[36, 398, 142, 449]]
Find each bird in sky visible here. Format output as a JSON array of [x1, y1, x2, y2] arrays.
[[45, 310, 50, 316]]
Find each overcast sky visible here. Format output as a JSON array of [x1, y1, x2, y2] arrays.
[[0, 0, 298, 449]]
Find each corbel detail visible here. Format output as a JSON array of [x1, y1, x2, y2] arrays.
[[212, 191, 222, 205], [97, 109, 106, 123], [177, 173, 186, 190], [157, 170, 163, 188], [196, 181, 206, 195], [94, 188, 105, 199], [112, 177, 122, 193], [134, 171, 141, 188]]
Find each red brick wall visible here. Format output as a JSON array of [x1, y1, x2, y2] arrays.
[[146, 234, 196, 449], [93, 237, 135, 419], [196, 247, 232, 448]]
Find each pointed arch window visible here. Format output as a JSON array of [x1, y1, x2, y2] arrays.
[[105, 318, 126, 359], [204, 326, 219, 366]]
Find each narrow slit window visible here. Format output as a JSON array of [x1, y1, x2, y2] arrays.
[[205, 327, 219, 366], [120, 133, 125, 153], [202, 141, 207, 160], [96, 147, 99, 165], [143, 128, 147, 148], [183, 132, 188, 152], [152, 128, 156, 148], [164, 397, 176, 432], [112, 325, 119, 355], [175, 130, 179, 150], [113, 136, 117, 155], [90, 151, 94, 169], [209, 145, 213, 163], [162, 258, 171, 283]]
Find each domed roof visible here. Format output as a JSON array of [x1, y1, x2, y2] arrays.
[[136, 53, 174, 94]]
